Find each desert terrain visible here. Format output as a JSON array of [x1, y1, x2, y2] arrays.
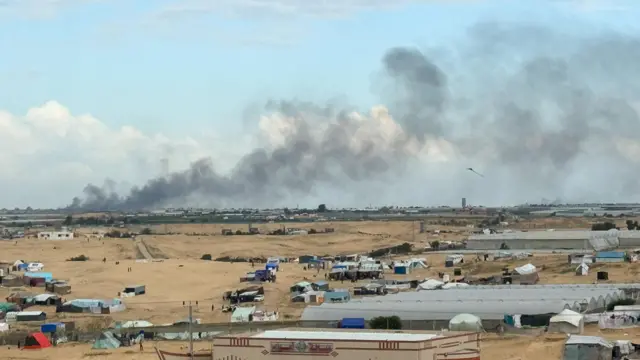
[[2, 218, 640, 359]]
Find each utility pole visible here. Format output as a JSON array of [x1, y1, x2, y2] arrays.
[[412, 221, 415, 242], [188, 301, 194, 360]]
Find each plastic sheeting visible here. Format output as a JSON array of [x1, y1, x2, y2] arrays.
[[418, 279, 444, 290], [589, 229, 620, 251], [449, 313, 483, 332], [514, 264, 537, 275]]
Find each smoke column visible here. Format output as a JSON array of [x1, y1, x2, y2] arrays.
[[68, 22, 640, 210]]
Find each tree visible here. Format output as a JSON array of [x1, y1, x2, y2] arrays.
[[63, 215, 73, 226], [317, 204, 327, 213], [369, 316, 402, 330], [430, 240, 440, 250]]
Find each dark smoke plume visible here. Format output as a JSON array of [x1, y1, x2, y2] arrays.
[[68, 23, 640, 210]]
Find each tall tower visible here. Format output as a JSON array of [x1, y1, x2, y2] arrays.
[[461, 197, 467, 208], [160, 158, 169, 177]]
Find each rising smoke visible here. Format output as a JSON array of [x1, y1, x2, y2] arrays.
[[68, 23, 640, 210]]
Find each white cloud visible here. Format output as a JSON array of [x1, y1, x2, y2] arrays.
[[0, 101, 238, 208]]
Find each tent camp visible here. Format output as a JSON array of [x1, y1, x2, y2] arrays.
[[576, 263, 589, 276], [23, 332, 52, 349], [449, 313, 484, 332], [548, 309, 585, 334], [563, 335, 612, 360], [92, 331, 121, 349]]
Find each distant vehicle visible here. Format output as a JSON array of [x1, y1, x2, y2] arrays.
[[254, 295, 264, 302]]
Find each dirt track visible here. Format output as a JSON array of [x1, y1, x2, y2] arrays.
[[135, 238, 154, 260]]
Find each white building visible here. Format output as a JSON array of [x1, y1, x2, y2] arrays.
[[38, 231, 74, 240]]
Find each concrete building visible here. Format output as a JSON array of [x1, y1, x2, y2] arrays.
[[212, 329, 480, 360], [466, 230, 619, 250], [37, 230, 74, 240]]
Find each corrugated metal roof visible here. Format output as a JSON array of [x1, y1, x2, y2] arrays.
[[301, 299, 581, 321], [301, 285, 629, 321], [251, 330, 440, 341], [354, 288, 622, 303], [468, 230, 615, 241]]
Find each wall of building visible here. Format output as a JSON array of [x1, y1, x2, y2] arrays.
[[37, 231, 74, 240], [213, 333, 480, 360]]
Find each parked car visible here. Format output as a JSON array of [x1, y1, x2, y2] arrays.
[[253, 295, 264, 302]]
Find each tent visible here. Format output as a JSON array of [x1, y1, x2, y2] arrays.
[[549, 309, 584, 334], [92, 331, 121, 349], [563, 335, 612, 360], [575, 263, 589, 276], [23, 332, 52, 349], [449, 313, 484, 332], [417, 279, 444, 290]]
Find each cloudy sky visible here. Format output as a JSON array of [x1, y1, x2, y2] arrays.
[[1, 0, 640, 209]]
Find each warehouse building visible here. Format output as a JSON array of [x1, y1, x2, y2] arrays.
[[300, 285, 627, 330], [212, 329, 481, 360], [466, 230, 620, 250]]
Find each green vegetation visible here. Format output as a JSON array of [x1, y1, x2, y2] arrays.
[[369, 316, 402, 330]]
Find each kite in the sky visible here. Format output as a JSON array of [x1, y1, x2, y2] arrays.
[[467, 167, 484, 177]]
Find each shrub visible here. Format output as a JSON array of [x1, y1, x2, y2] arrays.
[[309, 228, 317, 234], [201, 254, 212, 261], [141, 228, 152, 235], [607, 298, 635, 311], [369, 316, 402, 329], [67, 254, 89, 261]]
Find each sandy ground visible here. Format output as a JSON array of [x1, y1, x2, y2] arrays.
[[2, 218, 640, 359]]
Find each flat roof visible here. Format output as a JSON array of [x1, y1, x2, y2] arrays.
[[250, 330, 440, 342]]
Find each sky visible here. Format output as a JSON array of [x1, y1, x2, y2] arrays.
[[1, 0, 640, 209]]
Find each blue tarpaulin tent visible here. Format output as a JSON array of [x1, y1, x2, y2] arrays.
[[339, 318, 365, 329]]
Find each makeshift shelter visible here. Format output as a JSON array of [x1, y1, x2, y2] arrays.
[[290, 281, 311, 293], [231, 306, 256, 323], [41, 322, 65, 333], [548, 309, 585, 334], [123, 285, 146, 296], [448, 313, 484, 332], [34, 294, 60, 305], [53, 283, 71, 295], [121, 320, 153, 328], [23, 332, 52, 349], [393, 263, 411, 274], [92, 331, 121, 349], [595, 252, 625, 263], [1, 274, 23, 287], [575, 263, 589, 276], [339, 318, 365, 329], [16, 311, 46, 322], [445, 255, 464, 267], [511, 263, 540, 285], [311, 281, 329, 291], [563, 335, 612, 360], [418, 279, 445, 290]]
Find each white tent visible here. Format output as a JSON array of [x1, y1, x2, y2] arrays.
[[548, 309, 584, 334], [575, 263, 589, 276], [121, 320, 153, 328], [449, 313, 483, 332]]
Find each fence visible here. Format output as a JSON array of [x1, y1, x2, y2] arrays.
[[0, 318, 505, 346]]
